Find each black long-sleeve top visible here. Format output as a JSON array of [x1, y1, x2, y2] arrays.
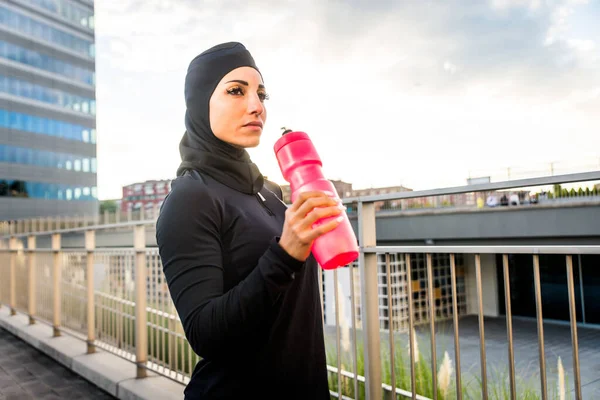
[[156, 169, 330, 399]]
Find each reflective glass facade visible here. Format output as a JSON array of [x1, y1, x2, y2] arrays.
[[1, 0, 97, 219], [0, 179, 97, 201], [0, 5, 94, 57], [0, 74, 96, 115], [0, 109, 96, 143], [0, 144, 96, 173], [20, 0, 94, 29], [0, 40, 94, 85]]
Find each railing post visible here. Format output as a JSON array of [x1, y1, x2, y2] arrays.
[[27, 235, 36, 324], [134, 225, 148, 378], [52, 233, 62, 337], [9, 236, 17, 316], [104, 210, 109, 225], [127, 208, 132, 222], [358, 201, 381, 400], [86, 230, 96, 353]]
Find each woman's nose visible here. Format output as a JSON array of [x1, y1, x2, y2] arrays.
[[248, 93, 265, 116]]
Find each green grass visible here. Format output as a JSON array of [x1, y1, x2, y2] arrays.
[[324, 329, 572, 400]]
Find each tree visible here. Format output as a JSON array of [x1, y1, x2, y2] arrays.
[[553, 184, 562, 198], [570, 188, 577, 197], [100, 200, 118, 214], [578, 187, 584, 197]]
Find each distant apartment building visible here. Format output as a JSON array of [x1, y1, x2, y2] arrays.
[[279, 180, 411, 209], [280, 179, 354, 204], [121, 179, 171, 215], [0, 0, 98, 220]]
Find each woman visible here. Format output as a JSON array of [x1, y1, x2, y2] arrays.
[[156, 42, 343, 399]]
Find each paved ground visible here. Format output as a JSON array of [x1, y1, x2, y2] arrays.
[[0, 328, 116, 400], [430, 316, 600, 399], [325, 316, 600, 398]]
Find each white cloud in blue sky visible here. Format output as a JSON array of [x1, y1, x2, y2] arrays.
[[94, 0, 600, 199]]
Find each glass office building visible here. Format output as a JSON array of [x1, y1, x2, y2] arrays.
[[0, 0, 97, 220]]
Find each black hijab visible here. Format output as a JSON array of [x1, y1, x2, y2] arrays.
[[176, 42, 264, 194]]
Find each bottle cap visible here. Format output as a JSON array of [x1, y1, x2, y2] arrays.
[[273, 130, 311, 154]]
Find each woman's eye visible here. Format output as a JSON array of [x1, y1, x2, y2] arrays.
[[258, 92, 270, 102], [227, 87, 244, 96]]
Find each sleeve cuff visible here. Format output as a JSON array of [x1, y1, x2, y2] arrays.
[[269, 237, 305, 272]]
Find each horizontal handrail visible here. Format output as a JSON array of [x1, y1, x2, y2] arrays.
[[5, 245, 597, 255], [362, 245, 600, 255], [326, 365, 431, 400]]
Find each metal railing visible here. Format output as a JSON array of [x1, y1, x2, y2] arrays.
[[0, 205, 159, 236], [1, 170, 599, 400]]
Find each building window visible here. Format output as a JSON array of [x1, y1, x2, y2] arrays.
[[0, 5, 94, 58], [22, 0, 94, 31], [0, 144, 95, 173], [0, 109, 94, 143], [0, 40, 94, 85]]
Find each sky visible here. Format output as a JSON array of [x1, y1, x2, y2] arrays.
[[94, 0, 600, 200]]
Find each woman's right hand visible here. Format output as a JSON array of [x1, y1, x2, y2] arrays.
[[278, 191, 345, 262]]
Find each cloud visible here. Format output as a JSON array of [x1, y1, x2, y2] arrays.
[[94, 0, 600, 199], [443, 61, 458, 74]]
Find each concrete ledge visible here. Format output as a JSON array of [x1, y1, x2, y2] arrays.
[[118, 376, 186, 400], [72, 351, 135, 395], [39, 333, 84, 369], [0, 308, 185, 400]]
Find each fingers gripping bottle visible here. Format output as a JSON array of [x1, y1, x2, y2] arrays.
[[273, 129, 359, 270]]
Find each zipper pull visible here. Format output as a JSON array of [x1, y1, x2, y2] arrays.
[[256, 192, 274, 215]]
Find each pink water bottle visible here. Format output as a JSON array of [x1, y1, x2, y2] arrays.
[[273, 129, 359, 270]]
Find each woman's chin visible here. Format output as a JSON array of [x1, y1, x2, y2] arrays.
[[241, 134, 262, 148]]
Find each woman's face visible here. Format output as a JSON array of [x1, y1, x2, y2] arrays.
[[209, 66, 268, 148]]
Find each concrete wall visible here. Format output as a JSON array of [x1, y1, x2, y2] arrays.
[[31, 227, 154, 249], [323, 267, 355, 328], [349, 203, 600, 244], [0, 197, 98, 220], [465, 253, 499, 317]]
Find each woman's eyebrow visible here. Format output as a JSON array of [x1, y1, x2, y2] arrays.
[[225, 79, 265, 89]]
